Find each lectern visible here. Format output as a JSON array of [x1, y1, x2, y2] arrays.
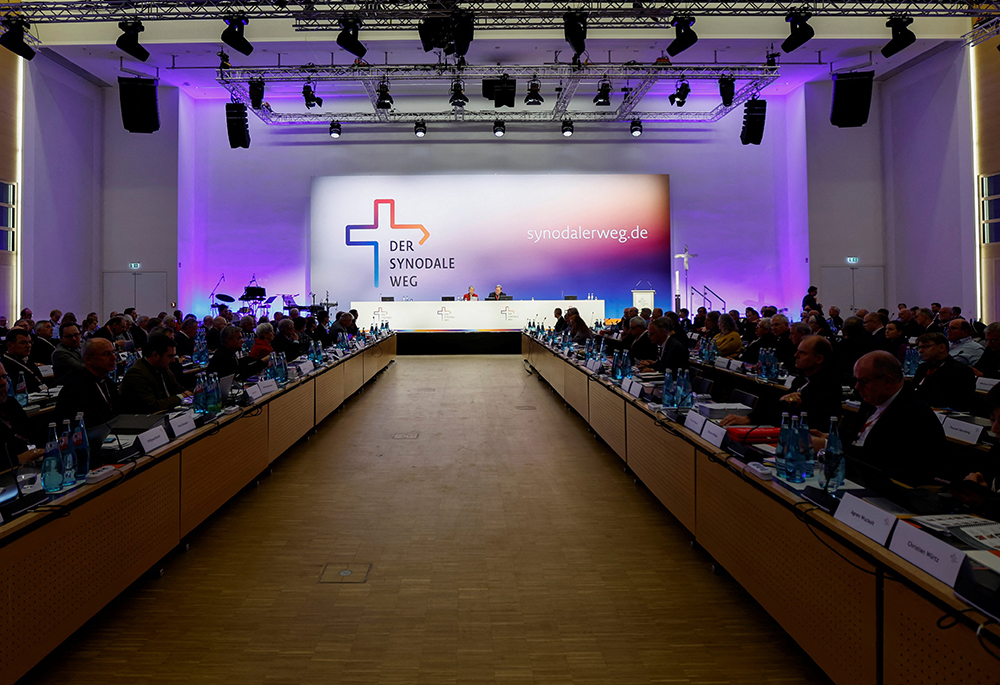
[[632, 289, 655, 311]]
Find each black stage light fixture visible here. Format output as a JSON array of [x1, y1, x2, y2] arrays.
[[524, 79, 544, 105], [881, 16, 915, 58], [0, 18, 34, 61], [482, 75, 516, 108], [563, 11, 587, 65], [414, 121, 427, 138], [449, 79, 469, 107], [222, 15, 253, 56], [781, 12, 814, 54], [740, 97, 767, 145], [669, 80, 690, 107], [630, 119, 643, 137], [561, 119, 574, 137], [593, 80, 612, 106], [303, 84, 323, 109], [329, 121, 342, 138], [719, 76, 735, 107], [451, 10, 475, 60], [249, 79, 265, 109], [667, 16, 698, 57], [337, 19, 367, 59], [217, 50, 231, 70], [493, 120, 506, 138], [418, 5, 475, 63], [116, 21, 149, 62], [766, 50, 780, 67], [226, 101, 250, 149], [376, 81, 393, 109]]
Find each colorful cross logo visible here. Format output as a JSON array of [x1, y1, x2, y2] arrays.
[[437, 306, 451, 319], [501, 306, 517, 321], [373, 307, 389, 323], [345, 199, 430, 288]]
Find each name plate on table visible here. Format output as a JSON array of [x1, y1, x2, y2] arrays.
[[834, 493, 898, 545], [700, 421, 727, 448], [684, 411, 707, 434], [168, 411, 197, 438], [137, 425, 170, 454], [977, 377, 1000, 392], [586, 359, 601, 372], [331, 349, 346, 358], [38, 364, 53, 378], [888, 521, 966, 587], [297, 360, 315, 375], [257, 379, 279, 395], [943, 417, 984, 444], [714, 358, 730, 369], [626, 380, 643, 398], [245, 385, 263, 401]]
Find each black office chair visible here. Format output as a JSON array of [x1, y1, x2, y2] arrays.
[[690, 376, 713, 396], [729, 388, 758, 410]]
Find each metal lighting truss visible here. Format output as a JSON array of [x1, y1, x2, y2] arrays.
[[217, 62, 779, 124]]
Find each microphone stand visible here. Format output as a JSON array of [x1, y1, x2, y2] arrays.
[[210, 274, 225, 310]]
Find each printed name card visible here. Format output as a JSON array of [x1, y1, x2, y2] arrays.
[[834, 493, 898, 545], [257, 379, 279, 395], [888, 521, 967, 587], [684, 410, 707, 434], [627, 381, 643, 398], [168, 412, 197, 438], [942, 417, 985, 444], [714, 358, 729, 369], [245, 385, 263, 401], [297, 360, 315, 375], [137, 425, 170, 454], [331, 349, 346, 358], [977, 377, 1000, 392], [38, 364, 54, 378], [700, 420, 727, 448], [586, 359, 601, 372], [783, 376, 796, 389]]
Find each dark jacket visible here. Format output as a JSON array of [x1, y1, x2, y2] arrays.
[[207, 346, 265, 380], [271, 333, 302, 361], [740, 332, 777, 364], [119, 358, 185, 414], [51, 344, 85, 386], [29, 336, 57, 367], [913, 355, 976, 411], [651, 335, 690, 374], [975, 347, 1000, 380], [205, 327, 221, 352], [174, 330, 195, 357], [2, 353, 43, 393], [56, 367, 119, 428], [789, 367, 843, 433], [629, 331, 658, 362], [554, 317, 569, 333], [0, 394, 35, 458]]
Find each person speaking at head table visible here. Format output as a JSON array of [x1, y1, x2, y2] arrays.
[[462, 286, 479, 301], [118, 333, 192, 414], [486, 285, 506, 300]]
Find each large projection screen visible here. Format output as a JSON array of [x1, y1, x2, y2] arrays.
[[310, 174, 670, 318]]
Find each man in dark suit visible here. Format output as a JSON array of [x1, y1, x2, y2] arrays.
[[51, 323, 85, 386], [131, 316, 149, 351], [638, 317, 688, 374], [974, 322, 1000, 379], [739, 316, 776, 364], [770, 314, 796, 370], [207, 326, 265, 380], [119, 334, 191, 413], [913, 332, 976, 411], [29, 321, 58, 367], [607, 317, 647, 356], [271, 318, 302, 361], [841, 351, 948, 488], [486, 285, 507, 300], [0, 360, 38, 456], [895, 307, 921, 339], [93, 316, 128, 350], [55, 338, 119, 428], [174, 318, 198, 357], [553, 308, 568, 333], [2, 328, 43, 393]]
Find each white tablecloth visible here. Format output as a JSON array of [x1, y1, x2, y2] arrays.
[[350, 300, 606, 332]]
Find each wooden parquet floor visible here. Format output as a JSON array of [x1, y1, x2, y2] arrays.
[[22, 356, 832, 685]]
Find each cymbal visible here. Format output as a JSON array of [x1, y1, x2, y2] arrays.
[[216, 294, 235, 302]]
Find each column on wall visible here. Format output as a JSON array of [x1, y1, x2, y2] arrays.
[[974, 35, 1000, 323], [0, 47, 18, 320]]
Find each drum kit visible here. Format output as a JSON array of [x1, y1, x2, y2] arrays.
[[209, 276, 337, 321]]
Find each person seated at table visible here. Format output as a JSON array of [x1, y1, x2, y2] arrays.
[[566, 308, 593, 344], [913, 332, 976, 411], [553, 308, 568, 333], [692, 306, 707, 330], [486, 285, 506, 300], [699, 311, 720, 337], [651, 307, 663, 320], [882, 320, 908, 363], [806, 312, 835, 342], [205, 316, 227, 352], [612, 307, 635, 332], [462, 286, 479, 301], [609, 317, 648, 355], [739, 316, 775, 364], [835, 316, 871, 380], [2, 328, 44, 393], [312, 311, 332, 348], [29, 320, 58, 367], [963, 384, 1000, 498], [895, 306, 921, 339], [293, 316, 312, 347], [712, 314, 743, 358], [272, 318, 303, 361], [329, 312, 353, 340], [637, 317, 688, 374], [721, 336, 842, 430], [677, 308, 691, 332], [348, 310, 360, 336], [781, 320, 811, 372], [119, 334, 191, 414], [55, 338, 120, 428], [740, 308, 760, 343], [0, 360, 39, 457], [174, 317, 198, 358], [947, 318, 984, 367], [250, 323, 275, 362], [52, 322, 84, 386], [640, 308, 652, 323], [974, 322, 1000, 379], [207, 326, 265, 380], [93, 316, 128, 350], [827, 306, 844, 333]]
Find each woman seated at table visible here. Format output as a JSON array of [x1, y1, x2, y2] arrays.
[[462, 286, 479, 301], [250, 322, 275, 362], [883, 320, 908, 363], [566, 308, 593, 344], [713, 313, 743, 358]]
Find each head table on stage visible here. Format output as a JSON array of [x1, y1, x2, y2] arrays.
[[351, 300, 606, 332]]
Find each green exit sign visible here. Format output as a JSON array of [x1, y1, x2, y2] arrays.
[[846, 257, 859, 264], [128, 262, 141, 270]]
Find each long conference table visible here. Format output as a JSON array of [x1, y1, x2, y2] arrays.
[[351, 299, 606, 331], [522, 334, 1000, 685], [0, 335, 396, 685]]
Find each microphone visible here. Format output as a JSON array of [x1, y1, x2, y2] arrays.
[[222, 273, 225, 282]]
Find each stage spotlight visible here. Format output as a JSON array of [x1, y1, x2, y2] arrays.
[[329, 121, 342, 138], [719, 76, 735, 107], [337, 19, 367, 59], [217, 50, 231, 70], [222, 15, 253, 56], [414, 121, 427, 138], [482, 75, 516, 108], [303, 84, 323, 109], [668, 80, 690, 107], [563, 11, 587, 65], [667, 16, 698, 57], [448, 80, 469, 107], [881, 16, 915, 58], [561, 120, 574, 137], [493, 120, 506, 138], [376, 82, 393, 109], [116, 21, 149, 62], [593, 80, 612, 106], [630, 119, 642, 137], [740, 97, 767, 145], [0, 18, 34, 61], [766, 50, 780, 68], [249, 79, 265, 109], [781, 12, 814, 54], [524, 80, 544, 105]]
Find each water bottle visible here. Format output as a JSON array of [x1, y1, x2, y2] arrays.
[[775, 412, 790, 476], [42, 422, 63, 493], [819, 416, 846, 493], [60, 419, 76, 486], [278, 352, 288, 382], [193, 373, 206, 414], [73, 413, 90, 482], [785, 416, 805, 483], [662, 370, 676, 406], [611, 351, 622, 380], [622, 351, 633, 379], [798, 412, 816, 481], [208, 373, 222, 413], [682, 371, 694, 407], [15, 372, 27, 407]]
